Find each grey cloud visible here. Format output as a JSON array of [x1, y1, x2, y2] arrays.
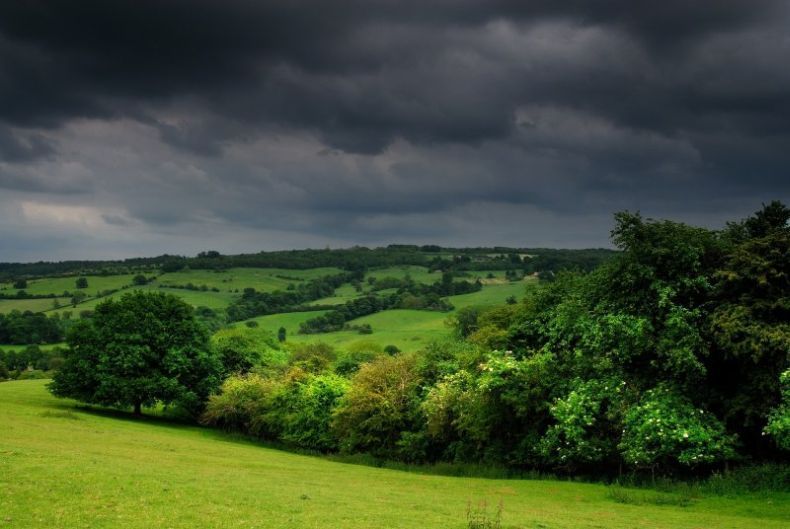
[[0, 1, 788, 260]]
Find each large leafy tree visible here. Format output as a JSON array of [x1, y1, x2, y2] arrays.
[[49, 291, 221, 416], [706, 201, 790, 450]]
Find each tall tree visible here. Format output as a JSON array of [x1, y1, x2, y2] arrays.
[[49, 291, 221, 416]]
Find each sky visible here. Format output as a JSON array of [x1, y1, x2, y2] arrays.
[[1, 1, 789, 261]]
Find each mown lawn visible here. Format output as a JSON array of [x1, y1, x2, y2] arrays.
[[1, 380, 786, 529]]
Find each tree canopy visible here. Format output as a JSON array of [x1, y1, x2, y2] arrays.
[[49, 291, 221, 416]]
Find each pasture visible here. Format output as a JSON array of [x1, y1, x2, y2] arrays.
[[0, 298, 71, 314], [155, 267, 342, 293], [252, 279, 536, 351], [1, 380, 786, 529]]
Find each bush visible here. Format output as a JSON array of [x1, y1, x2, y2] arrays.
[[333, 354, 423, 458], [764, 369, 790, 450], [268, 372, 349, 451], [619, 387, 735, 470], [288, 343, 337, 373], [201, 374, 278, 434]]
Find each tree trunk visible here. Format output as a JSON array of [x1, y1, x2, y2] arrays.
[[133, 401, 142, 416]]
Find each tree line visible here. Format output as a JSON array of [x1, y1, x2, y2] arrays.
[[41, 202, 788, 479]]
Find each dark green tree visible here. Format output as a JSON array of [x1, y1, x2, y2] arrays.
[[132, 274, 148, 286], [49, 291, 221, 416], [75, 277, 88, 289], [13, 279, 27, 289], [706, 202, 790, 450], [278, 326, 287, 343]]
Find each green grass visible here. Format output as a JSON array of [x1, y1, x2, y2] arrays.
[[1, 274, 140, 298], [448, 279, 534, 310], [287, 309, 449, 352], [278, 280, 537, 352], [248, 311, 330, 338], [307, 283, 362, 306], [155, 267, 342, 293], [365, 265, 439, 284], [1, 380, 787, 529], [0, 297, 71, 314], [0, 342, 65, 353]]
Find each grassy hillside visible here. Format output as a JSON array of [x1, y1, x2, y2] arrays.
[[0, 298, 71, 314], [251, 280, 536, 351], [1, 380, 786, 529], [0, 274, 139, 297]]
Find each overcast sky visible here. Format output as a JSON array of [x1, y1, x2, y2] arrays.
[[1, 1, 789, 261]]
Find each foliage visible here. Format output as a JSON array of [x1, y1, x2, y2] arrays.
[[764, 369, 790, 450], [210, 326, 282, 375], [332, 354, 423, 458], [539, 379, 624, 469], [0, 310, 64, 344], [619, 386, 735, 469], [49, 291, 221, 416]]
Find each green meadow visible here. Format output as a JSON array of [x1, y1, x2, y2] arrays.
[[0, 297, 71, 314], [155, 267, 342, 293], [1, 274, 140, 297], [251, 280, 535, 351], [1, 380, 786, 529]]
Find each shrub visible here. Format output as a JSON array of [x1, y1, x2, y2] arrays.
[[201, 374, 279, 434], [539, 379, 624, 469], [333, 354, 423, 458], [288, 343, 337, 373], [619, 386, 735, 470], [269, 372, 349, 451], [764, 369, 790, 450]]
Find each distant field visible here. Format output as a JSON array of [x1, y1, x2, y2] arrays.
[[1, 380, 786, 529], [0, 342, 65, 353], [269, 280, 536, 352], [287, 309, 449, 351], [0, 274, 139, 297], [0, 297, 71, 314], [249, 310, 330, 338], [365, 265, 439, 284], [155, 267, 342, 293], [448, 280, 533, 309]]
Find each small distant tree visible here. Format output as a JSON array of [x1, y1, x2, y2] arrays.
[[278, 326, 287, 343], [75, 277, 88, 289], [49, 291, 221, 416], [70, 291, 87, 307], [13, 279, 27, 289], [132, 274, 148, 286]]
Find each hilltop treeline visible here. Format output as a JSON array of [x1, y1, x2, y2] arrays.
[[1, 246, 615, 282], [226, 271, 364, 321], [203, 202, 789, 477]]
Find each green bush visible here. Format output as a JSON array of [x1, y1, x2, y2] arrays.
[[619, 387, 735, 470], [333, 354, 423, 458], [201, 374, 279, 434], [764, 369, 790, 450]]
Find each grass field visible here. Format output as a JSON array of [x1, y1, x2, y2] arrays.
[[365, 265, 439, 284], [0, 342, 65, 353], [1, 380, 787, 529], [0, 274, 140, 297], [0, 297, 71, 314], [256, 279, 536, 352], [156, 267, 342, 293]]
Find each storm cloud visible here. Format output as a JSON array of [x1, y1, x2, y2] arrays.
[[0, 1, 788, 260]]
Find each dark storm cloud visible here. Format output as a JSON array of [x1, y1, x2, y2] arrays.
[[0, 1, 788, 260]]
